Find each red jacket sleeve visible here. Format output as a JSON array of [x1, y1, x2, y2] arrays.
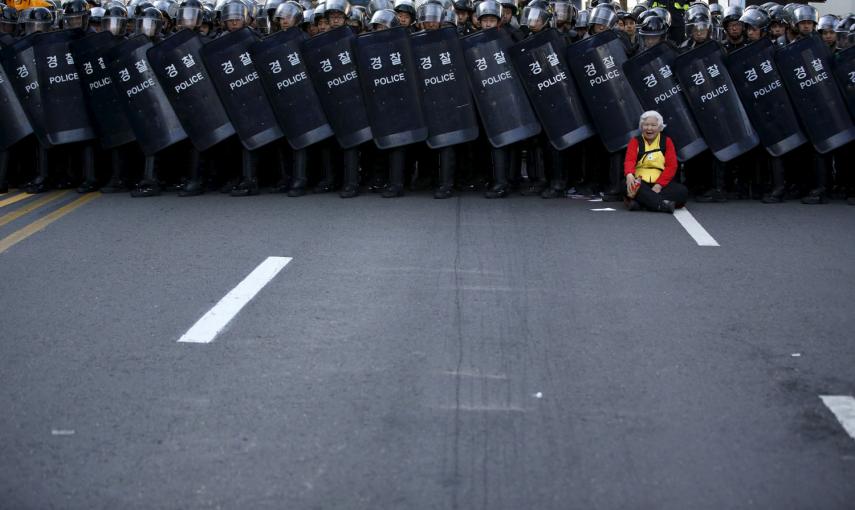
[[624, 137, 639, 176], [655, 136, 678, 187]]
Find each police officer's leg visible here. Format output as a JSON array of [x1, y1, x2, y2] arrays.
[[339, 146, 359, 198], [602, 150, 624, 202], [313, 140, 336, 193], [101, 146, 129, 193], [382, 146, 406, 198], [762, 156, 786, 203], [179, 147, 204, 197], [131, 154, 161, 197], [434, 145, 455, 199], [485, 146, 509, 198], [26, 144, 51, 194], [76, 143, 98, 193], [541, 146, 566, 199], [696, 156, 728, 202], [0, 150, 8, 194], [287, 147, 308, 197], [801, 150, 829, 204], [231, 147, 260, 197], [273, 143, 291, 193]]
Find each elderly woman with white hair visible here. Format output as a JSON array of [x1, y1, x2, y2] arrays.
[[623, 110, 688, 213]]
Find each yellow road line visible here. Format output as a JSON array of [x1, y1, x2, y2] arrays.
[[0, 191, 33, 208], [0, 190, 71, 228], [0, 193, 100, 255]]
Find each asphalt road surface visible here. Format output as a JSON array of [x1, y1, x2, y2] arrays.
[[1, 189, 854, 509]]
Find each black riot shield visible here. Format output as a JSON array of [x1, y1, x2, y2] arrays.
[[674, 41, 758, 162], [1, 34, 51, 147], [724, 39, 806, 157], [148, 30, 235, 152], [70, 31, 136, 149], [834, 46, 855, 120], [775, 36, 855, 154], [0, 50, 33, 151], [302, 26, 372, 149], [250, 28, 333, 150], [200, 28, 283, 150], [623, 42, 707, 161], [565, 30, 642, 152], [409, 27, 478, 149], [105, 35, 187, 156], [508, 29, 595, 151], [354, 27, 427, 149], [32, 30, 97, 145], [460, 28, 541, 148]]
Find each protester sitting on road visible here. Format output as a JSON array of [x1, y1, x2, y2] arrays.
[[624, 110, 688, 213]]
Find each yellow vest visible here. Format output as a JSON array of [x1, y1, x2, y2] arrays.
[[634, 134, 665, 184]]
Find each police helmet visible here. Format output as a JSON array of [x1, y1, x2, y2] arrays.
[[588, 3, 616, 28], [367, 0, 392, 15], [325, 0, 349, 16], [684, 2, 708, 23], [521, 4, 548, 29], [369, 7, 397, 27], [791, 4, 817, 28], [574, 8, 588, 29], [417, 1, 442, 23], [62, 0, 90, 29], [23, 6, 53, 34], [103, 4, 128, 34], [0, 5, 18, 34], [474, 0, 499, 21], [135, 6, 163, 36], [835, 15, 855, 48], [551, 1, 576, 25], [629, 3, 646, 21], [637, 13, 667, 36], [90, 6, 106, 22], [721, 5, 742, 29], [452, 0, 471, 12], [221, 0, 248, 21], [649, 6, 670, 26], [739, 8, 768, 32], [176, 0, 203, 27], [708, 2, 721, 19], [348, 4, 367, 27], [817, 13, 838, 33], [273, 0, 301, 25]]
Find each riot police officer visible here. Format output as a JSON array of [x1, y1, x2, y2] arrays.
[[818, 14, 840, 51], [393, 0, 415, 29], [679, 3, 711, 52], [452, 0, 474, 35], [721, 5, 745, 53]]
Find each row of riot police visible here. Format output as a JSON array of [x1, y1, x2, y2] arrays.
[[0, 0, 854, 204]]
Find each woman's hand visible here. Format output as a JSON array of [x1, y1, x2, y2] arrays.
[[652, 184, 662, 194], [626, 174, 637, 196]]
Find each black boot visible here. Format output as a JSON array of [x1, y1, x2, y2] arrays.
[[0, 150, 8, 194], [339, 147, 360, 198], [131, 155, 161, 197], [313, 144, 336, 193], [26, 145, 51, 194], [602, 151, 624, 202], [382, 148, 405, 198], [76, 144, 99, 193], [179, 148, 205, 197], [231, 148, 259, 196], [434, 146, 455, 199], [762, 156, 786, 204], [287, 148, 308, 197], [485, 147, 509, 198], [273, 144, 291, 193], [802, 152, 828, 204]]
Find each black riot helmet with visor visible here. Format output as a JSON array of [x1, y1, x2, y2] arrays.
[[136, 6, 163, 37], [369, 7, 398, 28], [274, 1, 302, 28], [103, 4, 128, 35], [417, 1, 443, 23], [588, 3, 616, 30], [551, 1, 576, 27], [176, 0, 203, 28], [0, 5, 18, 34], [521, 4, 549, 32], [791, 4, 817, 29], [637, 13, 667, 49], [221, 0, 248, 23], [721, 5, 742, 29], [739, 8, 769, 32], [368, 0, 392, 15], [835, 16, 854, 49], [62, 0, 90, 30], [23, 6, 53, 34], [575, 8, 588, 29]]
